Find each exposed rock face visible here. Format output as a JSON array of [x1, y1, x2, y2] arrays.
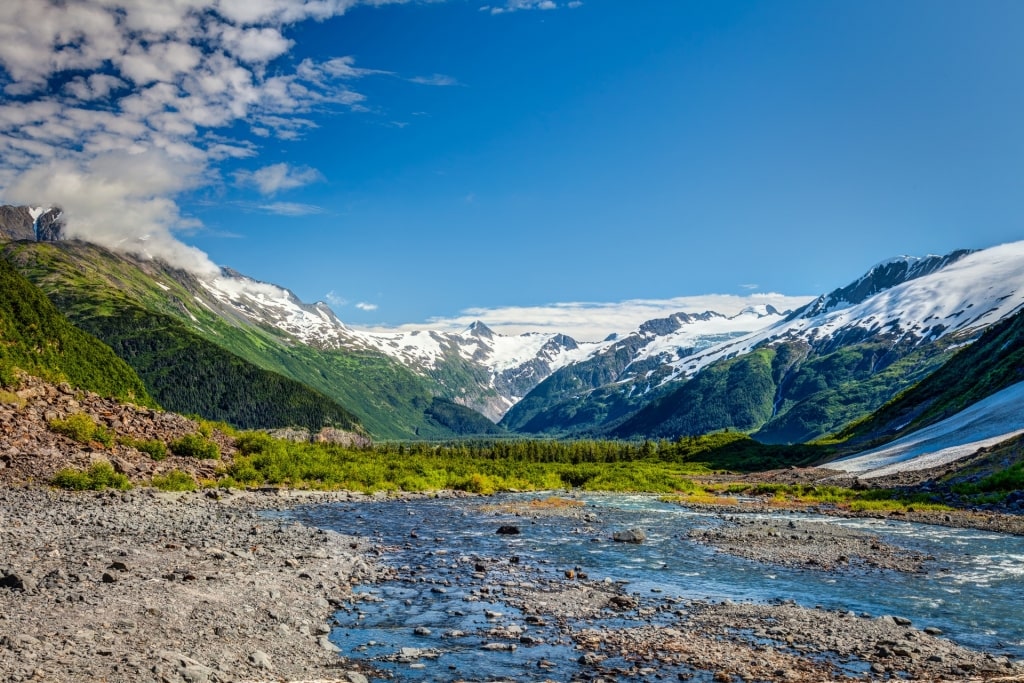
[[266, 426, 372, 448], [0, 374, 234, 484], [0, 206, 63, 243]]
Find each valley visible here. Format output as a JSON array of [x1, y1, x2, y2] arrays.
[[2, 205, 1024, 682]]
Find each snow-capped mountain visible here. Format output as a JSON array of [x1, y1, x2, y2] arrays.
[[599, 241, 1024, 443], [664, 242, 1023, 383], [199, 268, 794, 420]]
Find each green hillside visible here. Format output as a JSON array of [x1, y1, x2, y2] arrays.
[[3, 240, 486, 439], [77, 306, 362, 432], [609, 337, 956, 443], [0, 256, 153, 405]]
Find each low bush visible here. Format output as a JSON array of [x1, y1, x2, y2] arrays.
[[52, 462, 131, 491], [48, 413, 113, 447], [120, 437, 167, 460], [0, 361, 18, 388], [169, 433, 220, 459], [150, 470, 197, 491]]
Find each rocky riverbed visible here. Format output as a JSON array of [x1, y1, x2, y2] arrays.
[[0, 486, 382, 683], [575, 600, 1023, 682], [3, 486, 1024, 682], [689, 516, 930, 572]]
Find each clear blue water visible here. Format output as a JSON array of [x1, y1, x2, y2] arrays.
[[295, 493, 1024, 681]]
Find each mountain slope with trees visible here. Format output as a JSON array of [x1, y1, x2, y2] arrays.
[[0, 255, 153, 405]]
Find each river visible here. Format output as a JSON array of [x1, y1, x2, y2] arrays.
[[294, 493, 1024, 681]]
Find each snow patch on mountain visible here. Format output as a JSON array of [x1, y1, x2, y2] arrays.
[[631, 306, 786, 366], [828, 380, 1024, 478], [202, 270, 350, 349]]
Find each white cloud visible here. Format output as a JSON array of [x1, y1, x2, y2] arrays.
[[325, 290, 347, 307], [235, 163, 324, 195], [258, 201, 325, 216], [4, 149, 219, 276], [0, 0, 400, 274], [484, 0, 564, 14], [409, 74, 460, 87], [355, 302, 379, 311], [367, 293, 815, 342], [218, 26, 293, 63]]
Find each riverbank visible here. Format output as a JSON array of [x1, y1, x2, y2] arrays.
[[0, 486, 383, 683]]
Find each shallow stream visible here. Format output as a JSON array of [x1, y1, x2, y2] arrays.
[[295, 493, 1024, 681]]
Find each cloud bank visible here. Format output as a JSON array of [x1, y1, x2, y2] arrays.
[[0, 0, 397, 275], [363, 293, 815, 342]]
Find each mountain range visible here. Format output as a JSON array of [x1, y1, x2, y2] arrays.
[[1, 204, 1022, 456]]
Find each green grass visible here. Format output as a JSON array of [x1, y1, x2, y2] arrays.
[[220, 435, 711, 493], [52, 462, 131, 491], [660, 480, 955, 513], [0, 389, 25, 407]]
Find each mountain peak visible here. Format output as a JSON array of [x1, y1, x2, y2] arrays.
[[0, 205, 64, 243], [466, 320, 496, 339], [791, 247, 975, 321]]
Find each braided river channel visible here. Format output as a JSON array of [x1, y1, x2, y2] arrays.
[[293, 493, 1024, 682]]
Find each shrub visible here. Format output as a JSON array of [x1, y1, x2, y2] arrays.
[[977, 462, 1024, 492], [52, 462, 131, 491], [49, 413, 114, 447], [235, 431, 276, 456], [0, 362, 18, 388], [169, 433, 220, 460], [120, 437, 167, 460], [150, 470, 197, 491]]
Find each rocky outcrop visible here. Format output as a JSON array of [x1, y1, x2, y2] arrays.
[[0, 205, 63, 243], [0, 374, 234, 484], [265, 426, 372, 448]]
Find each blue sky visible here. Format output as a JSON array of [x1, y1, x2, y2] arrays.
[[1, 1, 1023, 337]]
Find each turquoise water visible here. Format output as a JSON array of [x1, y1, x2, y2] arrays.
[[296, 493, 1024, 681]]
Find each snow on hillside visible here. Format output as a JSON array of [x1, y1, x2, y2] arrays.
[[346, 325, 600, 373], [663, 241, 1024, 382], [202, 272, 350, 349], [828, 381, 1024, 479], [631, 306, 787, 366]]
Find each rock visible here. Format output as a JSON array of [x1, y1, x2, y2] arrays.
[[892, 616, 912, 626], [496, 525, 521, 535], [101, 572, 117, 584], [609, 595, 638, 610], [180, 664, 214, 683], [924, 626, 943, 636], [413, 627, 432, 636], [612, 529, 646, 543], [318, 636, 341, 653], [345, 673, 369, 683], [248, 650, 272, 670], [0, 570, 34, 592], [107, 561, 128, 572], [481, 642, 517, 651], [12, 634, 41, 650]]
